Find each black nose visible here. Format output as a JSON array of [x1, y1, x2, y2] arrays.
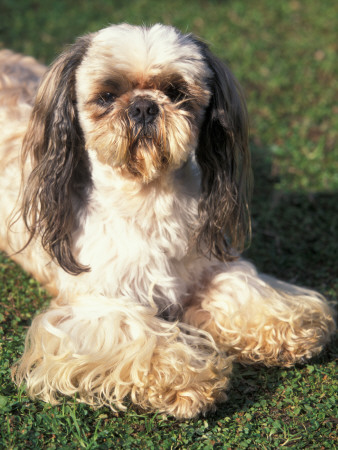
[[128, 98, 159, 124]]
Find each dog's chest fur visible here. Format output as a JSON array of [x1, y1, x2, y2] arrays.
[[57, 152, 204, 314]]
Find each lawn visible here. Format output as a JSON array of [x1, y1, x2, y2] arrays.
[[0, 0, 337, 448]]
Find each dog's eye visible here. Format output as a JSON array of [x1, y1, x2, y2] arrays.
[[164, 85, 186, 103], [97, 92, 116, 106]]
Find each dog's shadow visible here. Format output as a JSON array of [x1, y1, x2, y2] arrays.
[[210, 340, 337, 421], [206, 143, 338, 420], [245, 144, 338, 293]]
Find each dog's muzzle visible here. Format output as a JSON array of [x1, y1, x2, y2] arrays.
[[128, 97, 159, 125]]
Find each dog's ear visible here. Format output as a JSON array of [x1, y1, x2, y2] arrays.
[[195, 41, 252, 262], [21, 35, 92, 275]]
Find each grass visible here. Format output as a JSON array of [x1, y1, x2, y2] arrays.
[[0, 0, 337, 448]]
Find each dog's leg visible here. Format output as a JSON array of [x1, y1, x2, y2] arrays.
[[13, 295, 232, 418], [183, 261, 336, 367]]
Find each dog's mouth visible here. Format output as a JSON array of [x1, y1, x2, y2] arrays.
[[125, 127, 170, 181], [131, 121, 157, 140], [118, 99, 170, 181]]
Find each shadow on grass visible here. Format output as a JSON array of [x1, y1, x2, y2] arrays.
[[245, 144, 338, 293], [201, 143, 338, 421], [209, 335, 337, 422]]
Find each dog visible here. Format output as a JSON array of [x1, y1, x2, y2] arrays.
[[0, 24, 335, 419]]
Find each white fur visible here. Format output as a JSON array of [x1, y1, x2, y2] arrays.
[[58, 150, 205, 315], [0, 25, 335, 419]]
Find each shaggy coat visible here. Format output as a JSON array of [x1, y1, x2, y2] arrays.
[[0, 24, 335, 418]]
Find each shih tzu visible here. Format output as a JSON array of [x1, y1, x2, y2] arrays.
[[0, 24, 335, 419]]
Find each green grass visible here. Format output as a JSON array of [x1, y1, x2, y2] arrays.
[[0, 0, 337, 448]]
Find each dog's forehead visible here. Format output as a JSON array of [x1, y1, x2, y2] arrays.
[[78, 24, 211, 84]]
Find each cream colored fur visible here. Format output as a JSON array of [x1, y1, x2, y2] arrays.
[[0, 25, 335, 419]]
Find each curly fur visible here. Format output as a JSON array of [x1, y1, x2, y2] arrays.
[[0, 24, 335, 419]]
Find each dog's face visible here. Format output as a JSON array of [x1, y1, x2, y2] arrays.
[[22, 24, 251, 275], [76, 24, 212, 182]]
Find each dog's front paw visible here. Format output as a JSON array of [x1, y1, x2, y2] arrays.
[[132, 340, 233, 418]]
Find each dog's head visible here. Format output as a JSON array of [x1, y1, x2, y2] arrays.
[[75, 24, 213, 182], [21, 24, 251, 274]]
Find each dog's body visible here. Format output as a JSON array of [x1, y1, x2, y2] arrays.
[[0, 25, 335, 419]]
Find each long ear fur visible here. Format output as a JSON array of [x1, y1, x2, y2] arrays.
[[20, 35, 92, 275], [194, 40, 252, 262]]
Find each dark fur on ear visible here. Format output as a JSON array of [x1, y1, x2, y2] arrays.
[[20, 35, 92, 275], [194, 39, 252, 261]]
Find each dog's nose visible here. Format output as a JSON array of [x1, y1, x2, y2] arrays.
[[128, 98, 159, 124]]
